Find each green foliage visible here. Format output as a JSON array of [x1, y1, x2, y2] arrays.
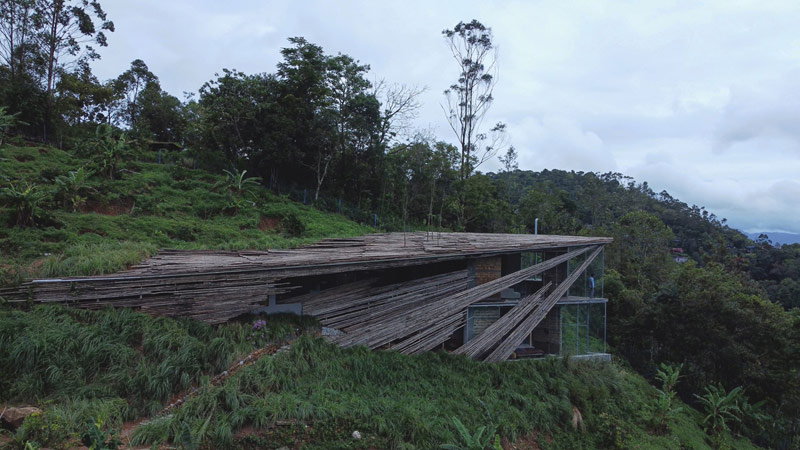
[[81, 416, 121, 450], [0, 180, 49, 227], [130, 336, 735, 449], [11, 410, 74, 449], [280, 211, 306, 237], [0, 105, 20, 146], [91, 128, 131, 180], [440, 417, 501, 450], [222, 168, 261, 198], [605, 210, 675, 291], [651, 363, 684, 434], [0, 143, 370, 281], [695, 384, 745, 437], [54, 167, 91, 211], [747, 239, 800, 309], [0, 305, 251, 414]]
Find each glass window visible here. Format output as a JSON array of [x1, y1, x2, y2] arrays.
[[520, 252, 543, 281], [567, 247, 605, 298], [559, 302, 607, 355]]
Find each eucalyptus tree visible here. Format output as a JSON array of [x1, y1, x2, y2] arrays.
[[442, 19, 506, 181], [34, 0, 113, 139], [0, 0, 36, 79], [35, 0, 114, 96]]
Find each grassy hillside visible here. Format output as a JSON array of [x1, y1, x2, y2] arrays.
[[0, 142, 759, 449], [0, 305, 755, 449], [0, 141, 370, 285]]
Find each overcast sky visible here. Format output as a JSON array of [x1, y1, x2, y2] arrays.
[[91, 0, 800, 234]]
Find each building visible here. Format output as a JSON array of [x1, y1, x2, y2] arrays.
[[1, 232, 611, 362]]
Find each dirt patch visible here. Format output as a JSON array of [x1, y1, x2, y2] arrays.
[[37, 148, 48, 154], [81, 198, 134, 216], [258, 216, 281, 231], [27, 258, 46, 273], [13, 154, 33, 162]]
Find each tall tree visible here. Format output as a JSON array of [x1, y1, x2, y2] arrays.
[[373, 79, 424, 148], [442, 19, 506, 180], [34, 0, 113, 139], [113, 59, 156, 128], [0, 0, 36, 79]]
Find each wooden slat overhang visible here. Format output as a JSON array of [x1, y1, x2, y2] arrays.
[[0, 232, 611, 330]]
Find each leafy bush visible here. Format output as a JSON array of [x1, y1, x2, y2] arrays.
[[0, 181, 49, 227], [695, 384, 744, 437], [54, 167, 92, 212], [0, 106, 21, 147], [651, 363, 683, 434], [280, 211, 306, 237]]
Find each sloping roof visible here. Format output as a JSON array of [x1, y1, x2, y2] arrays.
[[115, 232, 612, 277]]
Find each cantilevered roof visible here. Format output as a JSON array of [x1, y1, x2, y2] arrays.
[[117, 232, 612, 277], [0, 232, 611, 325]]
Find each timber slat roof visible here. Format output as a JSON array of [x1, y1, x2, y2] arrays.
[[104, 232, 612, 278]]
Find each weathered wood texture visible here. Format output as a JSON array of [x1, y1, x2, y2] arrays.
[[483, 246, 603, 362], [89, 232, 612, 278], [1, 272, 291, 324], [453, 283, 552, 359], [330, 246, 596, 351]]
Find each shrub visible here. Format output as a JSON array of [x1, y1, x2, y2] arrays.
[[281, 212, 306, 237], [0, 181, 49, 227], [54, 168, 92, 212]]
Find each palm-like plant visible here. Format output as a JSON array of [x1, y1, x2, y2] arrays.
[[98, 134, 130, 180], [87, 126, 130, 180], [694, 384, 744, 436], [222, 168, 261, 197], [651, 363, 683, 433], [55, 168, 92, 212], [0, 181, 48, 227]]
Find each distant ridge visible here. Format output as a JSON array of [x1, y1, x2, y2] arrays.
[[747, 232, 800, 245]]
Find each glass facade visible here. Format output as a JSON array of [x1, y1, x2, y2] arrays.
[[464, 246, 609, 359], [567, 247, 605, 298], [520, 251, 543, 281], [558, 301, 607, 355]]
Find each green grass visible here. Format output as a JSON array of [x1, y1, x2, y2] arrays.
[[0, 304, 757, 449], [0, 142, 758, 449], [0, 305, 317, 448], [131, 336, 756, 449], [0, 142, 371, 285]]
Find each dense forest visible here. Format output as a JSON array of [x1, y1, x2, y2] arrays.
[[2, 1, 800, 448]]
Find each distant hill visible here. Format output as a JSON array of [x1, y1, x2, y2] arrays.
[[747, 231, 800, 245]]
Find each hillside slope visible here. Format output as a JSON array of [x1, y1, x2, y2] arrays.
[[0, 141, 371, 286], [0, 305, 756, 449]]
